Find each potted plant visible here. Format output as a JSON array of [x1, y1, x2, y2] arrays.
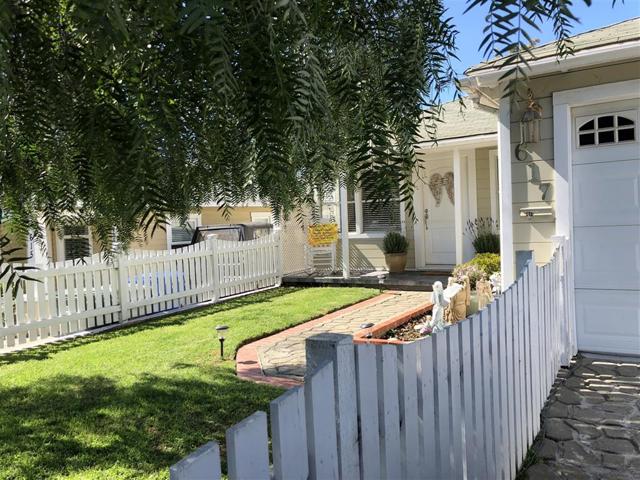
[[383, 231, 409, 273]]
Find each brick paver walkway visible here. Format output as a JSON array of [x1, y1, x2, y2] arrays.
[[524, 355, 640, 479], [236, 290, 431, 387]]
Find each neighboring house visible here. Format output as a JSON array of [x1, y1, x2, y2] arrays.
[[319, 100, 499, 272], [462, 17, 640, 355], [19, 202, 273, 264]]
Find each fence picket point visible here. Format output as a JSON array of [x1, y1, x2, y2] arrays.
[[226, 411, 270, 480], [169, 441, 221, 480], [271, 386, 309, 480]]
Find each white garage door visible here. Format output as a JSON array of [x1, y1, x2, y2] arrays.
[[572, 99, 640, 356]]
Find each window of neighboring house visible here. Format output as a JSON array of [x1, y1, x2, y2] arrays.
[[170, 214, 201, 248], [250, 211, 274, 225], [61, 225, 92, 261]]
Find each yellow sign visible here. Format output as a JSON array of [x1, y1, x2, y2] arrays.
[[308, 223, 339, 246]]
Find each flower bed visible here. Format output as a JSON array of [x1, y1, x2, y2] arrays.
[[352, 302, 433, 345], [382, 313, 432, 341]]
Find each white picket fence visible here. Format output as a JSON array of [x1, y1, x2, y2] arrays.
[[0, 233, 282, 350], [171, 237, 577, 480]]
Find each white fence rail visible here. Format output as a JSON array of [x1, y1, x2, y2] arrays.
[[0, 233, 282, 349], [172, 237, 577, 479]]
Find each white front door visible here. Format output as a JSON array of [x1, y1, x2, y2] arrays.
[[423, 157, 456, 265], [572, 99, 640, 355]]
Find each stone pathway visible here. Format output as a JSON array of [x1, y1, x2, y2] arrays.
[[236, 290, 431, 387], [524, 355, 640, 480]]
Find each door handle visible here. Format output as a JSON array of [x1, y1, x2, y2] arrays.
[[424, 208, 429, 230]]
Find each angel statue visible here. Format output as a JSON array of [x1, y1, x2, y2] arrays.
[[430, 281, 449, 333]]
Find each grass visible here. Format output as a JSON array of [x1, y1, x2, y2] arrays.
[[0, 287, 376, 479]]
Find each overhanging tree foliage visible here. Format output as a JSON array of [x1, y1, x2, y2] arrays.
[[0, 0, 614, 278]]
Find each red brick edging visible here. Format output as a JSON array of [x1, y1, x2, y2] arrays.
[[352, 301, 433, 345], [235, 292, 397, 388]]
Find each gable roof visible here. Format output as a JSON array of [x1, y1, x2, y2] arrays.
[[418, 100, 497, 143], [465, 17, 640, 75]]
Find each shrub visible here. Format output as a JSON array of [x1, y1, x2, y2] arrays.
[[382, 231, 409, 254], [465, 217, 500, 254], [453, 253, 500, 289]]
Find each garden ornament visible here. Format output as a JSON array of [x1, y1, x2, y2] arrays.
[[443, 280, 466, 324], [430, 281, 449, 333], [490, 272, 502, 294], [476, 279, 494, 310]]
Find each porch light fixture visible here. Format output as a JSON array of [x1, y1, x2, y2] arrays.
[[516, 90, 543, 161], [215, 325, 229, 359]]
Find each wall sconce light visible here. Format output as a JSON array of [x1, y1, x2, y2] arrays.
[[215, 325, 229, 359], [516, 90, 543, 161]]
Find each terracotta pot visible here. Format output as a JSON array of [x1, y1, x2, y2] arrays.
[[384, 252, 407, 273]]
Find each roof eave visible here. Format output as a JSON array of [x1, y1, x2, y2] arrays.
[[462, 39, 640, 92]]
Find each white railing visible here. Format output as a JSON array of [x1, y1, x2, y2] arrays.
[[0, 233, 282, 350], [171, 237, 577, 480]]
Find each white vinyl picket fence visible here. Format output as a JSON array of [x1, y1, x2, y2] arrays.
[[0, 233, 282, 350], [171, 237, 577, 480]]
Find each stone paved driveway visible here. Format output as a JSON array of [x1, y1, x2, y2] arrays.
[[257, 290, 430, 379], [524, 355, 640, 480]]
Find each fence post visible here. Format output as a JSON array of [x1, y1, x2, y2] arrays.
[[306, 333, 360, 480], [515, 250, 533, 277], [210, 238, 220, 303], [116, 254, 130, 322], [275, 231, 283, 287], [551, 235, 571, 365]]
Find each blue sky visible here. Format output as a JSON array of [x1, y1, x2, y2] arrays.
[[441, 0, 640, 100]]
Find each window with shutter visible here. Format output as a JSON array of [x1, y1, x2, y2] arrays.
[[61, 225, 91, 261]]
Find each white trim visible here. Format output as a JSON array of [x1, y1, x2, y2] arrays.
[[339, 183, 350, 278], [453, 148, 464, 264], [489, 149, 499, 221], [347, 233, 387, 240], [417, 133, 497, 151], [166, 221, 173, 250], [463, 40, 640, 89], [354, 189, 363, 235], [412, 176, 426, 269], [498, 97, 514, 286], [552, 79, 640, 347], [467, 149, 478, 222]]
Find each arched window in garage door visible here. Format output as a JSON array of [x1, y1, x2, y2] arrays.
[[577, 111, 636, 147]]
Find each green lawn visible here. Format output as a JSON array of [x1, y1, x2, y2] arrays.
[[0, 287, 376, 480]]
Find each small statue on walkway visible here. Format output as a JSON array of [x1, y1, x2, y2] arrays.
[[445, 276, 468, 324], [476, 279, 494, 310], [430, 281, 449, 333]]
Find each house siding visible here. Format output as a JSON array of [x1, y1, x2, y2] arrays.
[[200, 206, 272, 225], [0, 226, 27, 261], [508, 59, 640, 265], [46, 206, 274, 262], [334, 208, 416, 271]]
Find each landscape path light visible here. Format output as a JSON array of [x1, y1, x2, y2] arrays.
[[215, 325, 229, 359]]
